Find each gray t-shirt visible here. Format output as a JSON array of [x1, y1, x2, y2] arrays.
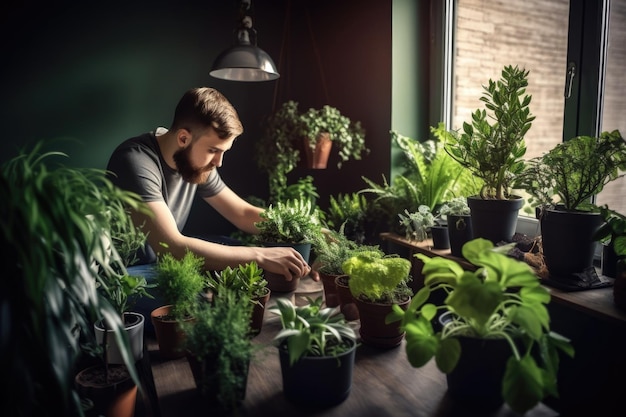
[[107, 129, 226, 261]]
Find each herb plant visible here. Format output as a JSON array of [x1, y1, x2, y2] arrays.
[[342, 251, 413, 303], [182, 288, 255, 411], [206, 261, 269, 305], [255, 198, 323, 245], [155, 250, 208, 320], [312, 228, 384, 275], [270, 296, 357, 366], [398, 205, 436, 242], [387, 238, 574, 414]]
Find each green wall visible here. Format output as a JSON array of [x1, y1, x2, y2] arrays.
[[1, 0, 394, 237]]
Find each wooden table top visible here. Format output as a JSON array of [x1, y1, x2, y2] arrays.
[[146, 278, 558, 417]]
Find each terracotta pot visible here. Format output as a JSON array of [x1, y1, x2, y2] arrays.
[[150, 305, 193, 359], [75, 364, 137, 417], [319, 272, 340, 307], [94, 312, 144, 364], [354, 296, 410, 348], [334, 275, 359, 321], [304, 133, 333, 169]]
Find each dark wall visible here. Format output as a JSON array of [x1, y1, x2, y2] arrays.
[[1, 0, 392, 237]]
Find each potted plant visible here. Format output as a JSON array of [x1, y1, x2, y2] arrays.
[[311, 228, 383, 312], [514, 129, 626, 287], [438, 196, 473, 258], [206, 261, 270, 335], [254, 197, 323, 292], [594, 205, 626, 310], [438, 65, 535, 244], [323, 192, 369, 244], [94, 212, 154, 365], [151, 249, 208, 359], [397, 205, 437, 243], [387, 238, 575, 415], [181, 288, 256, 413], [341, 251, 413, 348], [269, 296, 358, 407], [359, 127, 480, 243], [256, 100, 369, 202], [0, 142, 147, 417]]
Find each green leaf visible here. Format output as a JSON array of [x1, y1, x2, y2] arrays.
[[502, 356, 544, 414]]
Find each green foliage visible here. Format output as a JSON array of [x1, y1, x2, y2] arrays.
[[398, 205, 436, 242], [312, 229, 385, 275], [594, 205, 626, 267], [387, 238, 574, 414], [256, 100, 369, 202], [441, 65, 535, 200], [207, 261, 269, 306], [359, 127, 480, 234], [0, 142, 147, 416], [155, 250, 208, 319], [283, 175, 320, 206], [438, 196, 471, 217], [181, 289, 255, 411], [255, 198, 323, 244], [323, 192, 369, 243], [270, 296, 357, 366], [342, 251, 413, 303], [514, 130, 626, 212]]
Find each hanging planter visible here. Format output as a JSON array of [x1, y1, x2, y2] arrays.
[[303, 133, 333, 169]]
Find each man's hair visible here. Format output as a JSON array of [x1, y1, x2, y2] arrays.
[[170, 87, 244, 139]]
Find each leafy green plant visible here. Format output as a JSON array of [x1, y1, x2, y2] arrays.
[[514, 130, 626, 212], [594, 205, 626, 267], [398, 205, 436, 242], [270, 296, 357, 366], [342, 251, 413, 304], [206, 261, 269, 305], [438, 196, 471, 217], [387, 238, 574, 414], [1, 142, 148, 416], [181, 288, 255, 411], [255, 198, 323, 245], [323, 192, 369, 243], [283, 175, 320, 206], [440, 65, 535, 200], [155, 250, 208, 320], [312, 228, 385, 275], [256, 100, 369, 202]]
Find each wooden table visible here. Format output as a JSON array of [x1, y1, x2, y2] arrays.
[[145, 278, 557, 417]]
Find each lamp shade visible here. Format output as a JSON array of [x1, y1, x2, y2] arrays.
[[209, 44, 279, 82]]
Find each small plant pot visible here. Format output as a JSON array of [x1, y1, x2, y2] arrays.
[[150, 305, 193, 359], [354, 297, 410, 348], [75, 364, 137, 417], [319, 272, 340, 307], [251, 289, 271, 335], [278, 339, 356, 407], [94, 312, 145, 365], [430, 225, 450, 249], [335, 275, 359, 321]]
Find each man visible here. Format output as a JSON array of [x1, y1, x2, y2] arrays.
[[107, 87, 314, 282]]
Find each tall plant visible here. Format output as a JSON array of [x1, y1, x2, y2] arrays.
[[1, 142, 148, 417], [441, 65, 535, 200]]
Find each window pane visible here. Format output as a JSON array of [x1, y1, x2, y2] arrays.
[[597, 0, 626, 215]]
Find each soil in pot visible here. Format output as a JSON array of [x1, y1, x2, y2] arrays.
[[75, 364, 137, 417]]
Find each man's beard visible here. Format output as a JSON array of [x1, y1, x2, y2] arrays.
[[172, 145, 214, 184]]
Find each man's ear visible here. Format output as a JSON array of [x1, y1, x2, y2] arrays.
[[177, 129, 192, 146]]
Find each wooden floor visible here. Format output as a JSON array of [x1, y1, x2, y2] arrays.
[[139, 278, 558, 417]]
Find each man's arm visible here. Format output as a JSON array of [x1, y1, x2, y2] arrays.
[[203, 185, 263, 235], [134, 199, 311, 281]]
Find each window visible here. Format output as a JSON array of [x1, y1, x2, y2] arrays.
[[449, 0, 625, 216]]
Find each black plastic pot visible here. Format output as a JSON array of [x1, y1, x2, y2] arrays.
[[467, 196, 523, 244]]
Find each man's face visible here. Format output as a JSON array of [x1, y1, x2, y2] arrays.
[[172, 129, 234, 184]]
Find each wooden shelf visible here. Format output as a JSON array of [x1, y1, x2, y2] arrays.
[[379, 232, 626, 327]]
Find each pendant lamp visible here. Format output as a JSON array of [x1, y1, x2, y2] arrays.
[[210, 0, 279, 82]]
